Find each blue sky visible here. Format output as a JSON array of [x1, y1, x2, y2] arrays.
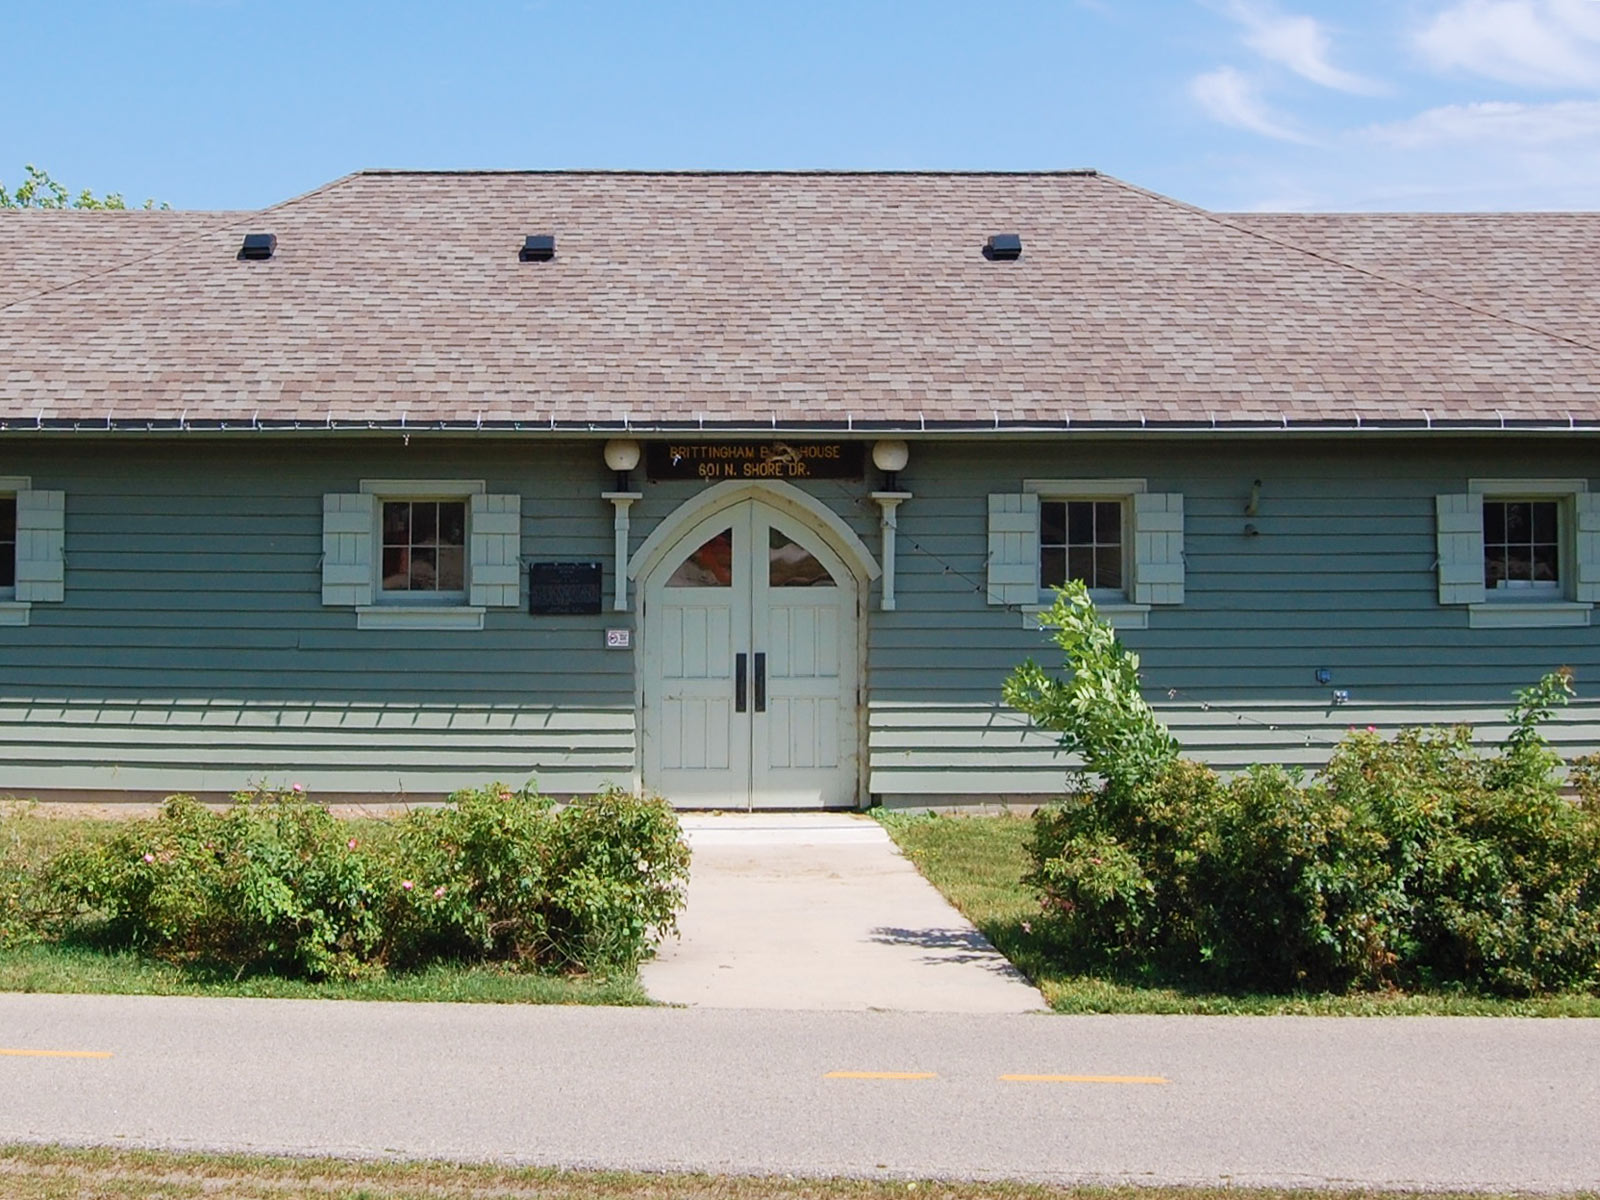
[[3, 0, 1598, 211]]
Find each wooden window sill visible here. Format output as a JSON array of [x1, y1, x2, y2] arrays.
[[1467, 601, 1591, 629], [1022, 601, 1150, 631], [355, 605, 486, 631]]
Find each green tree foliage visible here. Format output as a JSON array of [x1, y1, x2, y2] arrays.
[[0, 164, 166, 210]]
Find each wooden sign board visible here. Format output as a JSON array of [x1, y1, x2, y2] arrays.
[[646, 441, 865, 483], [528, 562, 603, 615]]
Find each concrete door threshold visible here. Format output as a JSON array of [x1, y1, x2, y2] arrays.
[[642, 813, 1047, 1013]]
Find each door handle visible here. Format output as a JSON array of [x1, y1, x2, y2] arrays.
[[735, 653, 748, 713], [754, 652, 766, 713]]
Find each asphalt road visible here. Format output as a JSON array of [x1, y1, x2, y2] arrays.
[[3, 993, 1598, 1191]]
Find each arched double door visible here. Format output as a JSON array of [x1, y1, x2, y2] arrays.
[[640, 499, 860, 809]]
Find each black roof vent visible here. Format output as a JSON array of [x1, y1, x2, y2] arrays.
[[237, 233, 276, 261], [519, 234, 555, 263], [984, 233, 1022, 261]]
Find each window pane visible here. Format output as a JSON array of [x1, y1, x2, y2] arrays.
[[1040, 547, 1065, 589], [1503, 501, 1531, 541], [412, 502, 438, 545], [1533, 542, 1559, 582], [1067, 546, 1094, 585], [439, 502, 466, 546], [410, 547, 437, 591], [0, 496, 13, 590], [667, 530, 733, 587], [382, 546, 410, 591], [1040, 501, 1066, 546], [1095, 501, 1121, 542], [437, 546, 465, 591], [383, 502, 410, 544], [1532, 502, 1557, 543], [1066, 501, 1094, 544], [769, 529, 835, 587], [1482, 501, 1506, 543], [1096, 547, 1123, 590]]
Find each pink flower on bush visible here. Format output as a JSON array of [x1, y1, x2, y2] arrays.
[[347, 838, 358, 851], [401, 880, 414, 891], [290, 782, 305, 794], [1367, 725, 1378, 733], [433, 886, 446, 899], [142, 853, 155, 864]]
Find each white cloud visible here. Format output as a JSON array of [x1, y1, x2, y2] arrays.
[[1190, 66, 1314, 141], [1416, 0, 1600, 88], [1366, 98, 1600, 146], [1225, 2, 1386, 94]]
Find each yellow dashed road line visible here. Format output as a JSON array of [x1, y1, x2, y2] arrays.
[[1001, 1073, 1168, 1084], [0, 1048, 113, 1059]]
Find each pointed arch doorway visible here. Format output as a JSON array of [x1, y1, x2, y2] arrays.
[[634, 486, 873, 810]]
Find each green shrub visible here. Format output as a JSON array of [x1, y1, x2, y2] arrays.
[[383, 783, 690, 972], [52, 788, 385, 981], [43, 782, 691, 981], [1013, 590, 1600, 996]]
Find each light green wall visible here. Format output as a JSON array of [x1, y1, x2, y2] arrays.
[[2, 435, 1597, 801]]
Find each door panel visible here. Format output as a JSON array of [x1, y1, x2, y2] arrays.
[[642, 500, 858, 810], [643, 518, 750, 808]]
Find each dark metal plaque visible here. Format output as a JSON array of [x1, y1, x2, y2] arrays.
[[528, 562, 603, 615], [646, 441, 865, 483]]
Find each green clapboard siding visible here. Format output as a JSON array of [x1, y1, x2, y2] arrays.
[[866, 437, 1600, 796], [0, 439, 638, 798], [3, 434, 1600, 802]]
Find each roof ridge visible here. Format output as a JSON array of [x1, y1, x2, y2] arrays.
[[351, 167, 1104, 178], [1101, 175, 1600, 358], [0, 172, 366, 316]]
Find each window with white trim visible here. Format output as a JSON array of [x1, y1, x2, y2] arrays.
[[1435, 479, 1600, 628], [321, 480, 521, 630], [987, 479, 1183, 630], [381, 498, 468, 601], [1040, 498, 1125, 595], [0, 493, 15, 597], [0, 476, 66, 626]]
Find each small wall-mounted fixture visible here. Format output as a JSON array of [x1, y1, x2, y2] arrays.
[[1315, 668, 1333, 685], [519, 234, 556, 262], [1245, 479, 1261, 516], [604, 438, 642, 492], [237, 233, 276, 261], [871, 439, 910, 491], [983, 233, 1022, 261], [1331, 689, 1351, 706], [1243, 523, 1260, 537]]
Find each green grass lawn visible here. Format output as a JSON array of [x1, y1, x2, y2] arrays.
[[0, 807, 647, 1006], [876, 810, 1600, 1017], [3, 1145, 1587, 1200]]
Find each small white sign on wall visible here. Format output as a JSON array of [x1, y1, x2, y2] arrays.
[[605, 628, 632, 650]]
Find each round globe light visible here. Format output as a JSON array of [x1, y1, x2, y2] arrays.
[[603, 438, 642, 473], [871, 439, 910, 474]]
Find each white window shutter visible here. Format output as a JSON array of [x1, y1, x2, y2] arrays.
[[14, 489, 65, 603], [1130, 492, 1184, 605], [469, 493, 521, 608], [1575, 492, 1600, 603], [986, 493, 1039, 605], [322, 493, 375, 606], [1436, 493, 1486, 605]]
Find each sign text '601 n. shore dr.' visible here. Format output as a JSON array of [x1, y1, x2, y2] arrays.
[[646, 441, 865, 482]]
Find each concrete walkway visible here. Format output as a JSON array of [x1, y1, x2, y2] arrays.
[[640, 813, 1047, 1012]]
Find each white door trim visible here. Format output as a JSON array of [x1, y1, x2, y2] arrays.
[[629, 479, 882, 586]]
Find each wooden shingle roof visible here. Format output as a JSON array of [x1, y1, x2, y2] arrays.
[[1, 170, 1595, 433]]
